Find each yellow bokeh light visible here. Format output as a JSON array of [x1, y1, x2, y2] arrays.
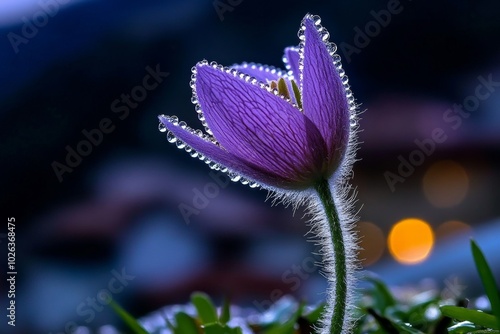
[[436, 220, 472, 240], [423, 160, 469, 208], [388, 218, 434, 265], [356, 221, 385, 266]]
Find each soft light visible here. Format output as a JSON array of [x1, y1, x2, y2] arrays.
[[436, 220, 472, 240], [356, 221, 385, 266], [388, 218, 434, 265], [423, 160, 469, 208]]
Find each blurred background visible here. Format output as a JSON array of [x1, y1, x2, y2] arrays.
[[1, 0, 500, 332]]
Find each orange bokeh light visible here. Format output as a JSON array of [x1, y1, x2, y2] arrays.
[[436, 220, 472, 240], [388, 218, 434, 265], [423, 160, 469, 208], [356, 221, 385, 266]]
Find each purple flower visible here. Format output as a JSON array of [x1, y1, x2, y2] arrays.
[[159, 14, 355, 191]]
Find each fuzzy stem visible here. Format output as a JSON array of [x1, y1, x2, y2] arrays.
[[314, 178, 346, 333]]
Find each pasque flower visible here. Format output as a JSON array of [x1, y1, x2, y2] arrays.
[[159, 14, 356, 191], [159, 14, 358, 334]]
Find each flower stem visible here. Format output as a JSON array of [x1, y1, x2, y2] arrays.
[[314, 179, 346, 334]]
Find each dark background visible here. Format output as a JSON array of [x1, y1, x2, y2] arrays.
[[1, 0, 500, 333]]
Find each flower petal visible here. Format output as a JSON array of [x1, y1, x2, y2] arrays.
[[194, 63, 328, 188], [283, 47, 301, 85], [159, 115, 321, 189], [159, 115, 275, 186], [301, 15, 350, 170]]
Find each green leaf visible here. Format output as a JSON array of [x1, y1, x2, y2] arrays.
[[391, 321, 426, 334], [447, 321, 500, 333], [204, 323, 242, 334], [109, 300, 148, 334], [471, 240, 500, 329], [440, 305, 499, 329], [265, 302, 305, 334], [174, 312, 199, 334], [447, 321, 478, 334], [219, 296, 231, 325], [303, 303, 325, 323], [365, 275, 397, 313], [191, 292, 219, 325]]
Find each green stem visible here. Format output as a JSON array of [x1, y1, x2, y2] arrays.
[[314, 179, 346, 334]]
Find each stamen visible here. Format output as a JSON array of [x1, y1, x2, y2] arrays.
[[291, 80, 302, 109], [277, 78, 290, 100]]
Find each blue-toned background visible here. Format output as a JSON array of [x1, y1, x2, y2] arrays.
[[1, 0, 500, 333]]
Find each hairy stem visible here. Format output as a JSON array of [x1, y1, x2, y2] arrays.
[[314, 179, 346, 333]]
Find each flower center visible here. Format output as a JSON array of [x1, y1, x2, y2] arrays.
[[269, 77, 302, 109]]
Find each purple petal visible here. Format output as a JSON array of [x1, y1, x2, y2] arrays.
[[283, 47, 301, 85], [301, 15, 350, 171], [194, 63, 328, 188], [231, 63, 285, 84], [159, 116, 324, 189], [159, 116, 283, 186]]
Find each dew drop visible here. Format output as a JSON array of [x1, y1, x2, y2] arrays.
[[166, 131, 176, 143], [240, 179, 249, 185], [170, 116, 179, 126], [189, 151, 199, 158], [329, 43, 337, 54], [158, 122, 167, 133], [332, 54, 341, 64], [178, 121, 187, 129], [176, 140, 186, 149], [229, 173, 241, 182]]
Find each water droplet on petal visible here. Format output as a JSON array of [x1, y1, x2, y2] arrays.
[[350, 119, 357, 128], [249, 182, 259, 188], [229, 173, 241, 182], [167, 131, 176, 143], [158, 122, 167, 133], [170, 116, 179, 126], [176, 140, 186, 149]]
